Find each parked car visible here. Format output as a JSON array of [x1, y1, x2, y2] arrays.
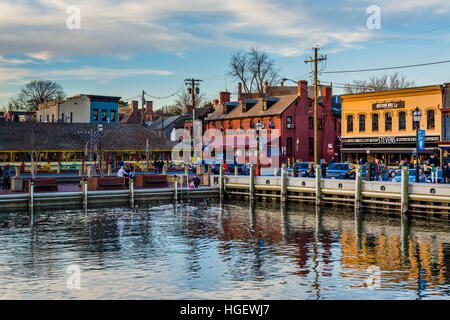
[[325, 163, 350, 179], [210, 161, 244, 175], [392, 169, 426, 183], [345, 164, 367, 180], [425, 170, 444, 183], [285, 162, 311, 177]]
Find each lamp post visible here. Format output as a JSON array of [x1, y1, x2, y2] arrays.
[[256, 119, 263, 176], [412, 107, 422, 183]]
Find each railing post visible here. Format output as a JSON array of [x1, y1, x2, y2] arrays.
[[107, 165, 112, 176], [29, 180, 34, 211], [234, 165, 238, 176], [401, 166, 409, 214], [129, 177, 134, 208], [315, 164, 322, 206], [162, 163, 167, 175], [184, 164, 189, 175], [174, 175, 178, 202], [355, 165, 362, 210], [249, 163, 255, 201], [281, 163, 287, 203]]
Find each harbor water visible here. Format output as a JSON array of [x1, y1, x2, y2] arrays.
[[0, 201, 449, 299]]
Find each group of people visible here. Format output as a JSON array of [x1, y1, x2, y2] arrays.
[[0, 165, 11, 190], [117, 161, 136, 186]]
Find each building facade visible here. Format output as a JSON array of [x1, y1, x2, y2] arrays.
[[340, 85, 443, 165], [37, 94, 121, 124], [436, 83, 450, 161], [203, 81, 341, 166]]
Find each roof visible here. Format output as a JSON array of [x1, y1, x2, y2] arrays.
[[0, 122, 176, 151], [340, 85, 443, 101], [147, 115, 182, 130], [206, 94, 300, 120]]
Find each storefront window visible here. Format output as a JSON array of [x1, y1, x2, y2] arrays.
[[347, 115, 353, 133], [102, 110, 107, 122], [399, 111, 406, 130], [287, 137, 293, 156], [308, 137, 314, 156], [93, 109, 99, 121], [359, 114, 365, 132], [444, 112, 450, 141], [385, 112, 392, 131], [372, 113, 378, 131], [427, 110, 435, 129], [308, 116, 313, 129]]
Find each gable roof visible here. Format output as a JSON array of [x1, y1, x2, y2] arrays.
[[147, 115, 182, 130]]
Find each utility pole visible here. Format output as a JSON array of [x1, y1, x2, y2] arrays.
[[184, 78, 202, 162], [305, 46, 327, 164]]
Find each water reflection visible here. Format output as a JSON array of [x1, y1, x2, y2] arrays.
[[0, 202, 449, 299]]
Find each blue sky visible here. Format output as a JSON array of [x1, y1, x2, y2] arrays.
[[0, 0, 450, 110]]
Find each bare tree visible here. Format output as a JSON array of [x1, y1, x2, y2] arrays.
[[21, 124, 51, 178], [228, 47, 280, 97], [344, 72, 415, 94], [10, 79, 66, 112], [159, 91, 208, 116]]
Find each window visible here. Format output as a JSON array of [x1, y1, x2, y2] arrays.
[[52, 114, 54, 123], [239, 119, 243, 129], [40, 115, 42, 122], [444, 111, 450, 140], [308, 116, 313, 129], [427, 109, 435, 129], [110, 110, 116, 123], [372, 113, 379, 132], [359, 114, 365, 132], [93, 109, 99, 121], [308, 137, 314, 156], [318, 118, 323, 130], [61, 113, 64, 123], [269, 117, 275, 129], [286, 137, 293, 156], [70, 112, 73, 123], [102, 110, 107, 122], [385, 112, 392, 131], [347, 115, 353, 132], [398, 111, 406, 130], [286, 116, 293, 127], [47, 114, 49, 122]]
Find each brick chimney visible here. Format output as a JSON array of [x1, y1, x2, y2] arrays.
[[213, 99, 218, 106], [219, 91, 230, 105], [265, 81, 269, 92], [131, 100, 138, 114], [298, 80, 308, 98], [281, 81, 284, 87], [322, 86, 332, 107], [238, 82, 242, 101], [145, 101, 153, 113]]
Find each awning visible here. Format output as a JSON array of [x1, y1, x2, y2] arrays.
[[340, 147, 437, 153]]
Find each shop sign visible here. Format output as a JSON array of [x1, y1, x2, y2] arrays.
[[418, 130, 426, 151], [378, 137, 396, 144], [372, 100, 405, 110]]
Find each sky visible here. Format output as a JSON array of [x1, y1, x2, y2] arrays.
[[0, 0, 450, 110]]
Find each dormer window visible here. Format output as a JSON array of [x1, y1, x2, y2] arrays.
[[242, 99, 258, 113], [262, 97, 279, 111]]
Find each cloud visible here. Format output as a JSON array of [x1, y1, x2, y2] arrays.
[[28, 51, 53, 62], [0, 56, 34, 65]]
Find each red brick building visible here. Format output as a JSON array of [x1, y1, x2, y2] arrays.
[[203, 81, 341, 166]]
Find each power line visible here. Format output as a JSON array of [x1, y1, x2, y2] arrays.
[[144, 85, 185, 100], [322, 59, 450, 74]]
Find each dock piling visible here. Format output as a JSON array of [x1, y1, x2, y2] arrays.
[[82, 179, 88, 209], [401, 166, 409, 214], [315, 164, 322, 205], [28, 180, 34, 211], [281, 163, 287, 202], [174, 175, 178, 202], [249, 163, 255, 201], [355, 165, 362, 210], [129, 177, 135, 208], [219, 163, 224, 198]]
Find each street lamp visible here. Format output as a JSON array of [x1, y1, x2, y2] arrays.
[[412, 107, 422, 183], [77, 124, 107, 177], [255, 119, 263, 176]]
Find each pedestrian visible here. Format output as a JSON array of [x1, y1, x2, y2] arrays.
[[431, 163, 437, 183], [2, 165, 11, 190], [193, 176, 201, 188], [444, 162, 450, 184], [223, 160, 228, 175], [321, 160, 328, 178], [375, 159, 382, 181]]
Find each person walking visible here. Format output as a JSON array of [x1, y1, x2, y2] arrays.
[[444, 162, 450, 184], [431, 163, 437, 183], [2, 165, 11, 190]]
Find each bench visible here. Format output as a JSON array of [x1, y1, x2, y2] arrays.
[[87, 177, 126, 191], [24, 178, 58, 192], [134, 175, 168, 188]]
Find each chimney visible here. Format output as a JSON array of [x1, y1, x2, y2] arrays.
[[238, 82, 242, 101], [219, 91, 230, 105], [322, 86, 332, 107], [131, 100, 138, 114], [281, 81, 284, 87], [265, 81, 269, 92], [298, 80, 308, 98], [145, 101, 153, 113], [213, 99, 218, 106]]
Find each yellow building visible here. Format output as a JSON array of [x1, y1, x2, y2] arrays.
[[340, 85, 443, 165]]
